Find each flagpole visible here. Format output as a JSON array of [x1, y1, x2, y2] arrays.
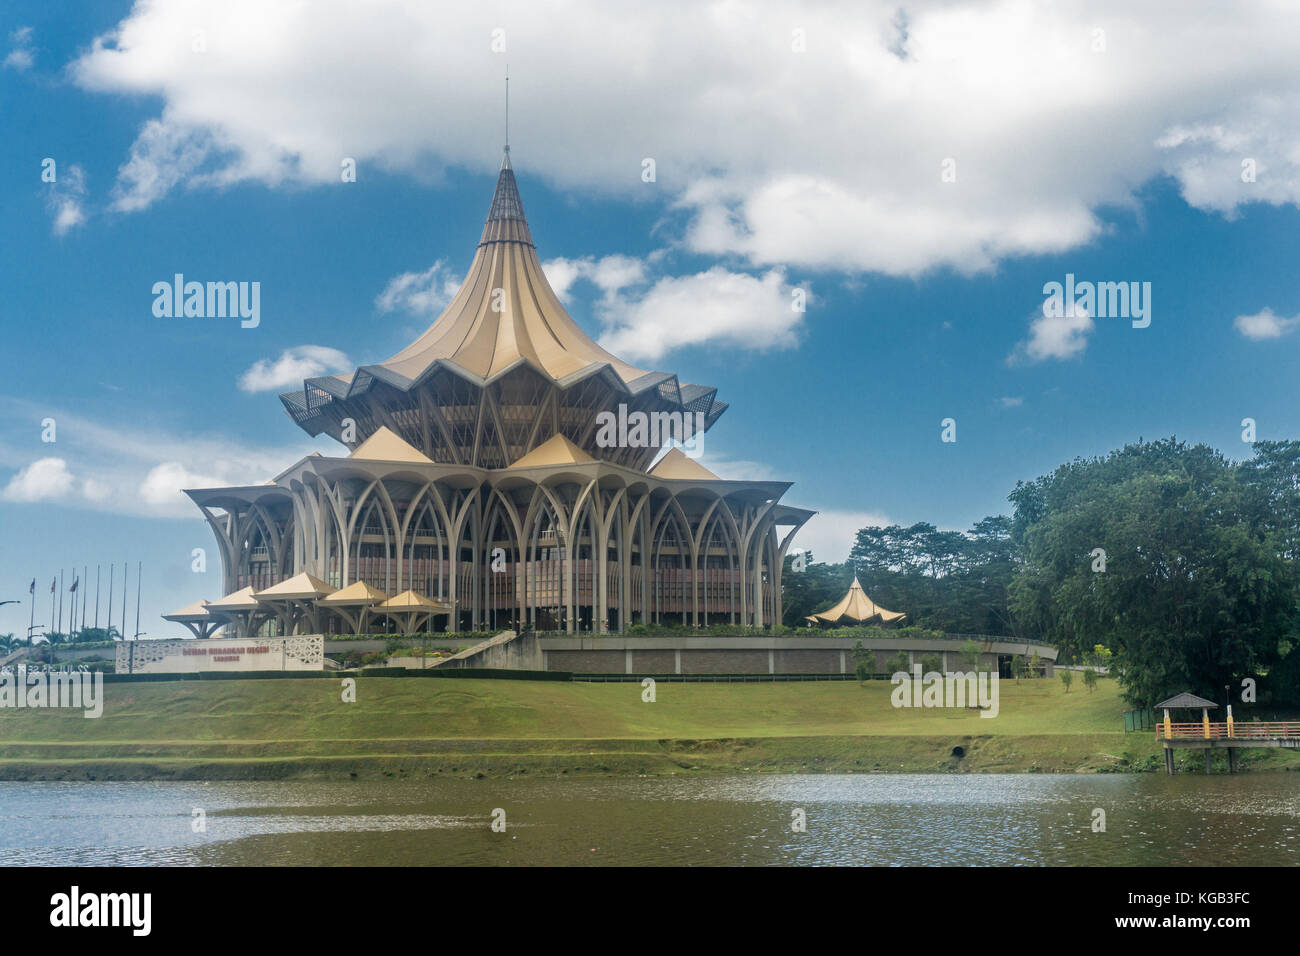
[[58, 569, 64, 635], [107, 564, 115, 637], [28, 580, 35, 641], [94, 564, 101, 629], [135, 561, 142, 639], [122, 562, 128, 640], [48, 578, 55, 641], [82, 565, 88, 633]]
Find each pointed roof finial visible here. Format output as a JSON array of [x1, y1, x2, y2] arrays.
[[504, 65, 510, 158]]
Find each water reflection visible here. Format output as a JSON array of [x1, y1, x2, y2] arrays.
[[1, 774, 1297, 866]]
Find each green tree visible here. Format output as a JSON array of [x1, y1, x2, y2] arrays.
[[1011, 655, 1025, 682], [851, 640, 875, 682], [1082, 667, 1098, 693], [847, 518, 1023, 636], [885, 651, 910, 677], [1060, 669, 1074, 693], [1008, 438, 1293, 708], [919, 652, 943, 675]]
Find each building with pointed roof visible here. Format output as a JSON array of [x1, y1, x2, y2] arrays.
[[806, 577, 907, 626], [176, 148, 813, 636]]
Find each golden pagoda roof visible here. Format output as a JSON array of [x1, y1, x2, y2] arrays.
[[649, 447, 720, 480], [162, 599, 212, 622], [358, 152, 652, 389], [378, 590, 452, 612], [316, 581, 390, 607], [348, 426, 435, 464], [507, 433, 595, 469], [206, 585, 262, 611], [806, 577, 907, 626], [254, 572, 336, 602], [279, 150, 726, 438]]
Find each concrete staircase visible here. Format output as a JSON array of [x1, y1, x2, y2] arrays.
[[428, 630, 542, 670]]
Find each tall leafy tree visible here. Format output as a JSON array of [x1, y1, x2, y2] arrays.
[[1008, 438, 1293, 708]]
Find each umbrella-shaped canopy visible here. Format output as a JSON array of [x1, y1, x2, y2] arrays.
[[253, 572, 335, 602], [162, 599, 212, 622], [806, 577, 907, 626], [317, 581, 389, 607], [162, 599, 219, 639], [206, 586, 262, 611], [378, 590, 452, 614]]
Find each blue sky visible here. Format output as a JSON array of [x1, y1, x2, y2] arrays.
[[3, 0, 1299, 639]]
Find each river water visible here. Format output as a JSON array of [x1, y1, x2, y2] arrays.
[[1, 774, 1297, 866]]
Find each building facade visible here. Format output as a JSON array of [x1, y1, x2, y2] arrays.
[[178, 150, 813, 635]]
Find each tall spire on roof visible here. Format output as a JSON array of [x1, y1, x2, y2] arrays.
[[481, 145, 533, 246]]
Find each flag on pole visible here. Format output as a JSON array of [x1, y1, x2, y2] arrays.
[[50, 578, 56, 594], [70, 578, 79, 593], [29, 579, 35, 595]]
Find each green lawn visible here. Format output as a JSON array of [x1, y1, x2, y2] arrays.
[[0, 675, 1124, 741], [1, 676, 1294, 779]]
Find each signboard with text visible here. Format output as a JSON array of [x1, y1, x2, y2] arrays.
[[115, 636, 324, 674]]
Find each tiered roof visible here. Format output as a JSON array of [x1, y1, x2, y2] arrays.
[[280, 150, 726, 441]]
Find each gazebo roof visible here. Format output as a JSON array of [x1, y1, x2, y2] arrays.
[[348, 426, 434, 464], [1156, 692, 1220, 710], [378, 590, 452, 613], [650, 447, 720, 480], [162, 599, 211, 622], [317, 581, 390, 607], [206, 585, 262, 611], [254, 572, 336, 602], [806, 577, 907, 626], [508, 433, 594, 469]]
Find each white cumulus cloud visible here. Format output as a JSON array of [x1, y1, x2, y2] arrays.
[[238, 345, 352, 392], [46, 164, 88, 235], [2, 458, 76, 502], [792, 509, 895, 566], [597, 266, 803, 363], [63, 1, 1300, 277], [375, 260, 462, 315], [1008, 307, 1095, 365], [1234, 307, 1299, 341], [3, 26, 34, 71]]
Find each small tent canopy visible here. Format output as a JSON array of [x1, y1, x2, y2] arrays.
[[806, 577, 906, 626], [204, 585, 266, 638], [317, 581, 390, 635], [376, 590, 453, 634], [162, 599, 218, 639]]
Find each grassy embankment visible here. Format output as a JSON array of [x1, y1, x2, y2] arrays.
[[2, 676, 1297, 780]]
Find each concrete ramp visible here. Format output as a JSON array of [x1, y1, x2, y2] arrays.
[[430, 630, 541, 670], [0, 647, 29, 668]]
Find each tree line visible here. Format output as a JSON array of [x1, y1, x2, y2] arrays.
[[785, 438, 1300, 709]]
